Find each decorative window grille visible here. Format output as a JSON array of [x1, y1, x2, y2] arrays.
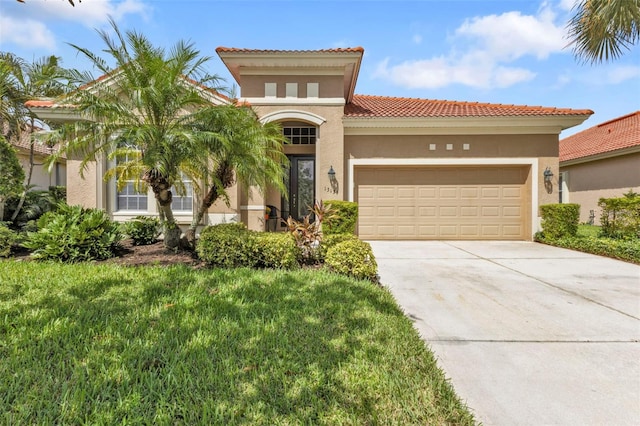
[[282, 126, 317, 145]]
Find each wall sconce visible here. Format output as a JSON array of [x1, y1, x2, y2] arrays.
[[543, 167, 554, 183], [327, 165, 338, 194]]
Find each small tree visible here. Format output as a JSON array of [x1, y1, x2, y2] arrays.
[[0, 135, 25, 220]]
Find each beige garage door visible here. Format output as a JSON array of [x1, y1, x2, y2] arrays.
[[356, 166, 530, 240]]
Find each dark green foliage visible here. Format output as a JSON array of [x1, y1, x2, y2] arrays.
[[540, 203, 580, 239], [0, 136, 25, 199], [598, 191, 640, 240], [3, 188, 62, 226], [124, 216, 161, 246], [325, 239, 378, 282], [318, 233, 360, 261], [22, 204, 123, 262], [535, 232, 640, 264], [196, 223, 253, 268], [250, 232, 300, 269], [324, 200, 358, 235], [48, 186, 67, 204], [0, 222, 18, 257]]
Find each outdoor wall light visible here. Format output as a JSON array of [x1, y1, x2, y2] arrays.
[[328, 165, 336, 182], [543, 167, 554, 183], [327, 165, 338, 194]]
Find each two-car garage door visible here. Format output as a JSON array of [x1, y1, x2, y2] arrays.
[[356, 165, 531, 240]]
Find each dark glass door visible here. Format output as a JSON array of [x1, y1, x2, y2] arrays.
[[282, 155, 315, 221]]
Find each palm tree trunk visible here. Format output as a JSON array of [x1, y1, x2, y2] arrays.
[[185, 161, 234, 248], [144, 171, 181, 249]]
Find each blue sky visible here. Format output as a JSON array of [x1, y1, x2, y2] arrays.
[[1, 0, 638, 137]]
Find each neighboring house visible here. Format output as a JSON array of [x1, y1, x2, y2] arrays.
[[28, 47, 592, 240], [7, 124, 66, 191], [559, 111, 640, 225]]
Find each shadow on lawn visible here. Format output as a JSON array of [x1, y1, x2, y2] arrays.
[[2, 265, 467, 424]]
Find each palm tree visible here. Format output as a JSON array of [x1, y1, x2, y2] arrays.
[[567, 0, 640, 63], [47, 18, 246, 249], [0, 52, 69, 221], [184, 104, 288, 246]]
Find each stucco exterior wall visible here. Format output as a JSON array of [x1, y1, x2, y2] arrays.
[[560, 152, 640, 224], [66, 159, 98, 208], [16, 152, 66, 190], [253, 104, 346, 204], [240, 75, 343, 99]]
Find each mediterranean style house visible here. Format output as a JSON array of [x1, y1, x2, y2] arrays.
[[559, 111, 640, 225], [28, 47, 593, 240], [9, 126, 66, 191]]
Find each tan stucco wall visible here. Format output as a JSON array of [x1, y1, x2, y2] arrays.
[[240, 75, 343, 99], [17, 152, 66, 190], [560, 152, 640, 224], [66, 159, 99, 208], [253, 104, 346, 205]]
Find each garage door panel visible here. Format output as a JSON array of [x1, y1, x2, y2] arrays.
[[356, 165, 530, 240]]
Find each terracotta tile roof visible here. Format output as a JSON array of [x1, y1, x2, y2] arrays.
[[216, 47, 364, 54], [560, 111, 640, 162], [7, 126, 64, 158], [345, 94, 593, 118]]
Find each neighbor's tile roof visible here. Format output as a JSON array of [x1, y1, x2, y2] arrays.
[[560, 111, 640, 162], [216, 47, 364, 54], [345, 94, 593, 118], [7, 126, 63, 157]]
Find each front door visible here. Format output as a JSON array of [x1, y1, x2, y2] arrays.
[[282, 155, 315, 221]]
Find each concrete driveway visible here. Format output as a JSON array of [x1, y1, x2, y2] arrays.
[[368, 241, 640, 426]]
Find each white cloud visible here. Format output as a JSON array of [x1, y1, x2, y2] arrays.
[[373, 3, 564, 90], [0, 16, 56, 50], [606, 66, 640, 84], [14, 0, 150, 27]]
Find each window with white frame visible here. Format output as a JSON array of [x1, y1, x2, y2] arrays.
[[116, 150, 147, 212], [171, 178, 193, 211]]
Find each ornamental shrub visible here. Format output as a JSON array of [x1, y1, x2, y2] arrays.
[[323, 200, 358, 235], [22, 204, 123, 262], [325, 239, 378, 282], [196, 222, 253, 268], [540, 203, 580, 239], [124, 216, 161, 246], [598, 191, 640, 240], [0, 222, 18, 258], [317, 233, 360, 262], [535, 233, 640, 265], [250, 232, 300, 269]]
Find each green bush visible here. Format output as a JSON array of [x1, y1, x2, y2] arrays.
[[317, 233, 360, 261], [124, 216, 161, 246], [250, 232, 300, 269], [540, 203, 580, 239], [324, 200, 358, 235], [22, 204, 123, 262], [0, 222, 18, 258], [325, 239, 378, 282], [196, 223, 253, 268], [4, 189, 60, 226], [48, 185, 67, 204], [536, 233, 640, 264], [598, 191, 640, 240]]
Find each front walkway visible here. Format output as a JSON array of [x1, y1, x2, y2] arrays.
[[369, 241, 640, 425]]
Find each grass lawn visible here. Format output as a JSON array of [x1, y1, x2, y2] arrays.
[[0, 262, 475, 425], [577, 224, 601, 237]]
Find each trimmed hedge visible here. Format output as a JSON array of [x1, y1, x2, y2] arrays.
[[535, 233, 640, 264], [325, 239, 378, 282], [250, 232, 300, 269], [540, 203, 580, 239], [196, 223, 253, 268], [317, 233, 360, 262], [324, 200, 358, 235]]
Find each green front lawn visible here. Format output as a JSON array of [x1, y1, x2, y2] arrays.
[[0, 262, 475, 425]]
